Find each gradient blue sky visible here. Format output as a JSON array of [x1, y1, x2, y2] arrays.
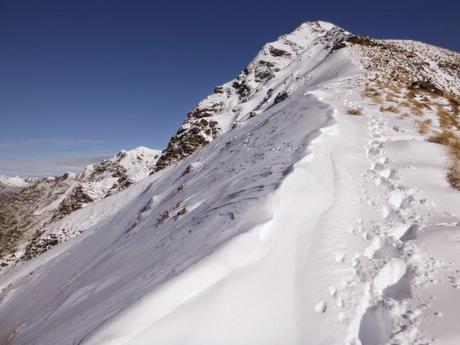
[[1, 0, 459, 176]]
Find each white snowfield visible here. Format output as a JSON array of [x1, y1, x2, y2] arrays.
[[1, 21, 460, 345]]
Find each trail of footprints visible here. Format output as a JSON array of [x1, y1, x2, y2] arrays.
[[317, 113, 441, 345], [354, 115, 424, 345]]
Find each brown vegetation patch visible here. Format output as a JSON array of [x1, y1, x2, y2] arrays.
[[429, 131, 460, 190], [379, 105, 399, 113], [417, 119, 432, 135], [347, 107, 363, 116]]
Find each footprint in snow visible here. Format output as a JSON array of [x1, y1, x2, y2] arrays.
[[335, 253, 345, 263], [328, 286, 337, 298], [314, 300, 327, 313], [448, 276, 460, 289]]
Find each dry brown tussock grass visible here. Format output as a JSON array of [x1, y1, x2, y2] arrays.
[[347, 107, 363, 116], [429, 130, 460, 190], [417, 119, 432, 135]]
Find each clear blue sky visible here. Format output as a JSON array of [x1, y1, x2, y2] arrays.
[[1, 0, 459, 176]]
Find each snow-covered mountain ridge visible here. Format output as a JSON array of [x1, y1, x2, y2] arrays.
[[0, 21, 459, 345], [153, 21, 347, 171], [153, 21, 459, 175], [0, 146, 160, 264], [0, 176, 33, 189], [0, 176, 34, 204]]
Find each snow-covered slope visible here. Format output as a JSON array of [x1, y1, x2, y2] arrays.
[[0, 146, 160, 265], [0, 21, 459, 345]]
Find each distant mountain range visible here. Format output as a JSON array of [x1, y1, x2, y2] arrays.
[[0, 146, 160, 263]]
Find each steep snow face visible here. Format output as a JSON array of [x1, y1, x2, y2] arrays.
[[0, 146, 160, 266], [1, 20, 460, 345], [154, 21, 347, 171]]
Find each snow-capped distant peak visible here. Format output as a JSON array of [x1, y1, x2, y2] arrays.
[[112, 146, 161, 182], [296, 20, 339, 32], [0, 145, 161, 267], [0, 175, 32, 188], [82, 146, 161, 184]]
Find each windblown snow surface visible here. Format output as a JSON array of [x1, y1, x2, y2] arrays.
[[1, 21, 460, 345]]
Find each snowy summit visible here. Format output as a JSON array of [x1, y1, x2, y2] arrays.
[[1, 21, 460, 345]]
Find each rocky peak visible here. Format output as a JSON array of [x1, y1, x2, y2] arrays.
[[153, 22, 348, 173]]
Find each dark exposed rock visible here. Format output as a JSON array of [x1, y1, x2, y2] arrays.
[[274, 91, 289, 104], [176, 128, 186, 135], [188, 102, 224, 119], [332, 40, 347, 50], [232, 81, 251, 98], [214, 86, 224, 94], [53, 186, 93, 221], [345, 35, 383, 48], [269, 47, 292, 57], [154, 133, 210, 172], [254, 69, 273, 82], [22, 233, 60, 261], [174, 206, 188, 220], [409, 81, 444, 96], [154, 98, 224, 172], [254, 60, 278, 82]]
